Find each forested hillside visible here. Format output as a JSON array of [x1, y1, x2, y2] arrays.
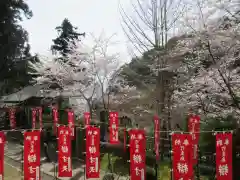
[[117, 14, 240, 127]]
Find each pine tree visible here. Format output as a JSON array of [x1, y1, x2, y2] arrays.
[[0, 0, 34, 94], [51, 18, 85, 58]]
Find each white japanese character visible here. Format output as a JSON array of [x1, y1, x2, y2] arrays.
[[131, 134, 136, 139], [89, 146, 96, 154], [217, 139, 223, 146], [61, 146, 68, 153], [224, 139, 229, 145], [28, 154, 36, 163], [34, 136, 38, 141], [91, 136, 95, 146], [177, 163, 188, 174], [93, 131, 98, 135], [135, 167, 140, 176], [62, 156, 68, 162], [111, 124, 117, 129], [180, 156, 185, 161], [90, 157, 96, 163], [26, 136, 31, 141], [175, 139, 181, 145], [89, 166, 95, 172], [30, 142, 35, 153], [88, 131, 92, 135], [219, 164, 228, 176], [183, 139, 189, 146], [29, 166, 35, 174], [138, 134, 143, 140], [133, 154, 142, 163], [62, 165, 68, 172]]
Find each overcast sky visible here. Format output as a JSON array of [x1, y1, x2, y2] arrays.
[[21, 0, 131, 62]]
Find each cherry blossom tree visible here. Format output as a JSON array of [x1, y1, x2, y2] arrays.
[[30, 33, 126, 116], [89, 33, 120, 110], [168, 0, 240, 119]]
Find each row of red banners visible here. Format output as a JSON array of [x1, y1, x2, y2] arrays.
[[8, 108, 200, 164], [0, 128, 232, 180], [7, 108, 231, 179]]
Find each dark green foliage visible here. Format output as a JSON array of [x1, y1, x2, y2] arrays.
[[120, 49, 157, 88], [51, 18, 85, 58], [0, 0, 35, 94]]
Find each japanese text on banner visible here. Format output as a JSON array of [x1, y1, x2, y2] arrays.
[[86, 126, 100, 179], [52, 107, 58, 134], [188, 114, 200, 164], [58, 126, 72, 177], [216, 133, 232, 180], [0, 132, 5, 180], [172, 133, 193, 180], [154, 116, 160, 161], [129, 129, 146, 180], [32, 108, 37, 129], [109, 112, 119, 144], [38, 107, 43, 129], [24, 131, 41, 180], [84, 112, 90, 126], [67, 110, 75, 138], [9, 108, 16, 129]]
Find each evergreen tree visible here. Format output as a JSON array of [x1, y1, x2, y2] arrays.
[[51, 18, 85, 58], [0, 0, 34, 94]]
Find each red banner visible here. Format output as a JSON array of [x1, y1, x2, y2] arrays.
[[0, 132, 5, 180], [109, 112, 119, 144], [24, 131, 41, 180], [129, 129, 146, 180], [52, 107, 58, 134], [84, 112, 90, 126], [86, 126, 100, 179], [172, 133, 193, 180], [32, 108, 37, 129], [154, 115, 160, 161], [38, 107, 43, 130], [67, 110, 75, 138], [216, 133, 232, 180], [8, 108, 16, 129], [188, 114, 200, 164], [58, 126, 72, 177]]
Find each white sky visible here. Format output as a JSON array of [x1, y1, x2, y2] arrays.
[[21, 0, 131, 62]]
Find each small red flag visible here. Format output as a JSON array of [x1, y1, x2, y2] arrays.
[[216, 133, 232, 180], [24, 131, 41, 180], [86, 126, 100, 179], [67, 110, 75, 138], [84, 112, 90, 126], [188, 114, 200, 164], [52, 107, 59, 134], [129, 129, 146, 180], [8, 108, 16, 129], [109, 112, 119, 144], [58, 126, 72, 177], [31, 108, 37, 129], [38, 107, 43, 130], [172, 133, 193, 180]]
